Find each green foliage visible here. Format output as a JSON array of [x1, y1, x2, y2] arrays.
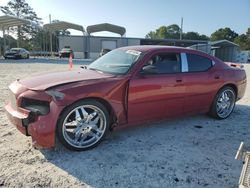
[[210, 27, 238, 42], [145, 24, 209, 40], [146, 24, 181, 39], [0, 35, 17, 54], [234, 28, 250, 50], [0, 0, 42, 48], [184, 32, 209, 40], [145, 31, 157, 39]]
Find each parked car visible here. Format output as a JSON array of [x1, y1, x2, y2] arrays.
[[99, 48, 111, 57], [59, 46, 74, 58], [5, 46, 247, 151], [4, 48, 29, 59]]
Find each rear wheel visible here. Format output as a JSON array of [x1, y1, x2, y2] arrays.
[[209, 86, 236, 119], [56, 99, 110, 151]]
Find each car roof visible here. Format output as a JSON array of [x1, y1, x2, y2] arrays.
[[118, 45, 223, 63], [10, 48, 28, 50], [11, 48, 22, 50], [119, 45, 200, 54]]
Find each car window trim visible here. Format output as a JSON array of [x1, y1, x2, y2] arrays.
[[140, 52, 182, 75], [184, 52, 215, 73], [181, 53, 188, 72]]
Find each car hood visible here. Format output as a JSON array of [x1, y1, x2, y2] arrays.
[[19, 69, 115, 91]]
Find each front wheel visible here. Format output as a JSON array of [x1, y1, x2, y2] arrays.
[[209, 86, 236, 119], [56, 100, 110, 151]]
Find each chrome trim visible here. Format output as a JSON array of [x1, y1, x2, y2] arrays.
[[181, 53, 188, 72]]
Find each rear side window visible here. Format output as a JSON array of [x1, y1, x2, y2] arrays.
[[187, 54, 212, 72]]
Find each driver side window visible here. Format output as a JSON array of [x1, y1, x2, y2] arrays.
[[142, 53, 181, 74]]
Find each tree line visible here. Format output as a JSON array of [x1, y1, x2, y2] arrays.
[[0, 0, 249, 52], [146, 24, 250, 51]]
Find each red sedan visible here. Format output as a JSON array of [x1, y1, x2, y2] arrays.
[[5, 46, 247, 151]]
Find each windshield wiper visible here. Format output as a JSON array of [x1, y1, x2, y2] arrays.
[[88, 67, 104, 74], [105, 64, 131, 67]]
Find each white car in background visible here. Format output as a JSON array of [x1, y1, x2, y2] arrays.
[[4, 48, 30, 59], [59, 46, 74, 58]]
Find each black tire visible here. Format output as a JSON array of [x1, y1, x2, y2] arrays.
[[27, 54, 29, 59], [56, 99, 110, 151], [209, 86, 236, 119]]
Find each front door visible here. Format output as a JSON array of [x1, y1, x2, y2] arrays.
[[127, 52, 186, 124]]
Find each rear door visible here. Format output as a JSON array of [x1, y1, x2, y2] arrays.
[[127, 51, 186, 123], [182, 53, 221, 114]]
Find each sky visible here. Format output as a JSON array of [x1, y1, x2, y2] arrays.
[[0, 0, 249, 38]]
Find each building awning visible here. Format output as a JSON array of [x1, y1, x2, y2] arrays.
[[87, 23, 126, 36], [0, 15, 31, 29], [211, 40, 239, 47], [43, 21, 84, 32]]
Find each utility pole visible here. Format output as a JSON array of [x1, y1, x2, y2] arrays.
[[180, 17, 183, 40], [49, 14, 53, 57]]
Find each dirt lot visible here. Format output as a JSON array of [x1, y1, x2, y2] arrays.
[[0, 60, 249, 188]]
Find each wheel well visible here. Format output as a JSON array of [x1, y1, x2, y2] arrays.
[[58, 97, 117, 127], [221, 84, 238, 98]]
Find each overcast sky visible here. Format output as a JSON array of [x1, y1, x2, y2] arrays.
[[0, 0, 249, 37]]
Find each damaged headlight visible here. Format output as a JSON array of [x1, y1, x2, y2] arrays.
[[45, 90, 65, 100], [21, 98, 50, 116]]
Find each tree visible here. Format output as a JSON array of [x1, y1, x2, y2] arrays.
[[0, 35, 17, 54], [145, 24, 181, 39], [155, 26, 168, 39], [184, 32, 209, 40], [234, 28, 250, 50], [145, 31, 157, 39], [210, 27, 238, 42], [145, 24, 209, 40], [0, 0, 42, 48], [165, 24, 180, 39]]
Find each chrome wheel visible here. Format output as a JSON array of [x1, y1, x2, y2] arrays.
[[62, 104, 107, 149], [216, 89, 235, 119]]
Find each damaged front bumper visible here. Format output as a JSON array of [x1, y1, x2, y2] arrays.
[[5, 100, 64, 148], [4, 81, 65, 149]]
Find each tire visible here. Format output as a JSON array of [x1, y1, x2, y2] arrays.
[[27, 54, 29, 59], [209, 86, 236, 119], [56, 99, 110, 151]]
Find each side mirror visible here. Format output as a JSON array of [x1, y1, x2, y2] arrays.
[[140, 65, 158, 74]]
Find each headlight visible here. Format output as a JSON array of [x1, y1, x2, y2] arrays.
[[21, 98, 50, 115], [45, 90, 65, 100]]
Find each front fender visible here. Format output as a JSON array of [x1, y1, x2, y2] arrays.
[[51, 77, 130, 125]]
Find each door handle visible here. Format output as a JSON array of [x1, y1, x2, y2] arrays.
[[214, 75, 220, 79], [176, 79, 182, 83]]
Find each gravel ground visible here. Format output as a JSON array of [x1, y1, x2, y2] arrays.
[[0, 60, 249, 188]]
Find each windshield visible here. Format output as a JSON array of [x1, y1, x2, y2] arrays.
[[10, 49, 20, 52], [88, 49, 141, 74]]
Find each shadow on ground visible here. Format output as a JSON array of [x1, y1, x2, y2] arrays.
[[40, 104, 250, 188]]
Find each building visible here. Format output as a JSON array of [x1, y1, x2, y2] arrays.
[[59, 35, 141, 59], [57, 22, 240, 62], [58, 35, 209, 59], [189, 40, 240, 62]]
